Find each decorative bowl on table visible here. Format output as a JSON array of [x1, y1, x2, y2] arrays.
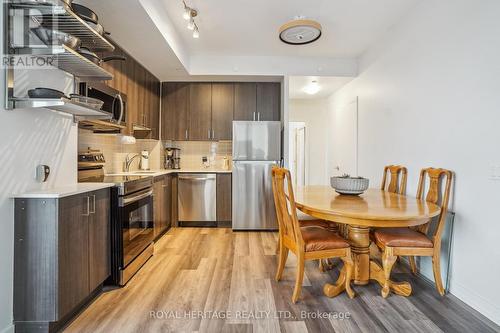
[[330, 174, 369, 195]]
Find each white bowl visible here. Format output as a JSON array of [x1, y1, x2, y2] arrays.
[[330, 176, 369, 195]]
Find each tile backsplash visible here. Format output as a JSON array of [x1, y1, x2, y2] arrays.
[[164, 140, 232, 169], [79, 129, 232, 173], [79, 129, 162, 173]]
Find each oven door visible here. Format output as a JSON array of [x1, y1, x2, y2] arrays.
[[119, 188, 154, 267]]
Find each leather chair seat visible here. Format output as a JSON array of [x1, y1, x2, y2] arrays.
[[300, 226, 349, 252], [373, 228, 433, 248]]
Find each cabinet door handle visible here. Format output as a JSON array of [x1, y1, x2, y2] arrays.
[[90, 194, 96, 214], [253, 111, 256, 121], [185, 130, 188, 140], [83, 196, 90, 217], [257, 112, 260, 121], [208, 129, 211, 139], [212, 129, 215, 140]]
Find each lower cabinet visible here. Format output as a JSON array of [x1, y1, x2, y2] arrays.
[[216, 174, 232, 223], [14, 188, 110, 331], [153, 174, 172, 239]]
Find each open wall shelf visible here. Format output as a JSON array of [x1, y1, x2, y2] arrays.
[[10, 0, 115, 52], [10, 97, 113, 121], [14, 45, 113, 81]]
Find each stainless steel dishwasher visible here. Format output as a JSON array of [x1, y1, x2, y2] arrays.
[[178, 174, 217, 226]]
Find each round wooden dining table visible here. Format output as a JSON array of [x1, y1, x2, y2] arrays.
[[294, 186, 441, 297]]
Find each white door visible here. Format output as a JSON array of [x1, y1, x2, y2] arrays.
[[334, 98, 358, 176], [288, 122, 306, 187]]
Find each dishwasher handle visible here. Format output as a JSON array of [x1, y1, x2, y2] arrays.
[[178, 174, 216, 181]]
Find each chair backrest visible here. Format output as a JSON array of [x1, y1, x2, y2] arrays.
[[381, 165, 408, 195], [271, 166, 304, 247], [416, 168, 453, 244]]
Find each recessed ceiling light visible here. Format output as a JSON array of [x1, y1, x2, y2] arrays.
[[279, 18, 322, 45], [303, 80, 321, 95]]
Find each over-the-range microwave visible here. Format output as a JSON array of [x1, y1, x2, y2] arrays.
[[79, 82, 127, 132]]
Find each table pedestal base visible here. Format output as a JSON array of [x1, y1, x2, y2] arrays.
[[323, 225, 412, 298]]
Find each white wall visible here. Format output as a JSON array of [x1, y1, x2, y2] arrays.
[[0, 6, 79, 332], [289, 99, 330, 185], [0, 108, 78, 333], [328, 0, 500, 324]]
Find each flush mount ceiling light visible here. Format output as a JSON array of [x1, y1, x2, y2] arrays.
[[279, 17, 322, 45], [303, 80, 321, 95], [182, 0, 200, 39]]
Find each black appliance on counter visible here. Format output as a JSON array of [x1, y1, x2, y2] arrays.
[[78, 82, 127, 132], [78, 150, 154, 286], [164, 147, 181, 169]]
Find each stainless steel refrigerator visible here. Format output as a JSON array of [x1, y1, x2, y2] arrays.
[[232, 121, 281, 230]]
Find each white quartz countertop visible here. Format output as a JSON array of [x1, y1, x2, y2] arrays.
[[12, 183, 115, 199], [107, 168, 232, 177]]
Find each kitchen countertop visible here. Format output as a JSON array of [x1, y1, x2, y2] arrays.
[[13, 169, 231, 199], [107, 168, 232, 177], [12, 183, 115, 199]]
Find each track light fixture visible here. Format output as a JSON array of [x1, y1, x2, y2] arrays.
[[182, 0, 200, 38]]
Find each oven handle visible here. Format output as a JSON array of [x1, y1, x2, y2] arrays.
[[119, 188, 153, 207]]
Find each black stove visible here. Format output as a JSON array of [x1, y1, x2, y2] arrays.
[[78, 150, 155, 286]]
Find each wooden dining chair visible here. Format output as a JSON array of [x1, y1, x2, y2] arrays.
[[272, 166, 355, 303], [373, 167, 453, 297], [381, 165, 408, 195]]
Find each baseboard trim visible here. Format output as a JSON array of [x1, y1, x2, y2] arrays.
[[0, 324, 14, 333], [450, 282, 500, 326]]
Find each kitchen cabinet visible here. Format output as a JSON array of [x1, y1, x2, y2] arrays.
[[162, 82, 190, 141], [88, 189, 111, 292], [14, 188, 111, 331], [162, 81, 280, 141], [57, 194, 90, 319], [212, 83, 234, 140], [153, 175, 172, 239], [257, 82, 281, 121], [100, 41, 160, 139], [234, 83, 257, 121], [216, 174, 232, 222], [189, 83, 213, 140], [172, 176, 179, 227]]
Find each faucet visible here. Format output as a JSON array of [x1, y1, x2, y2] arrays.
[[124, 153, 141, 172]]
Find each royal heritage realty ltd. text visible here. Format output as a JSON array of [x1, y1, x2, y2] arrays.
[[150, 310, 352, 320]]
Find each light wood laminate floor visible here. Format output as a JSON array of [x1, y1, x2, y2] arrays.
[[65, 228, 499, 333]]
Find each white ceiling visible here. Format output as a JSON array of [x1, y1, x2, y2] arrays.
[[289, 76, 353, 99], [77, 0, 419, 79], [77, 0, 187, 79], [161, 0, 419, 57]]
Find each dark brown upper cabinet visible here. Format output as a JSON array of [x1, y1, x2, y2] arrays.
[[234, 83, 257, 121], [257, 82, 281, 121], [161, 82, 190, 141], [189, 83, 213, 140], [162, 81, 280, 141], [99, 40, 160, 139], [211, 83, 234, 140]]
